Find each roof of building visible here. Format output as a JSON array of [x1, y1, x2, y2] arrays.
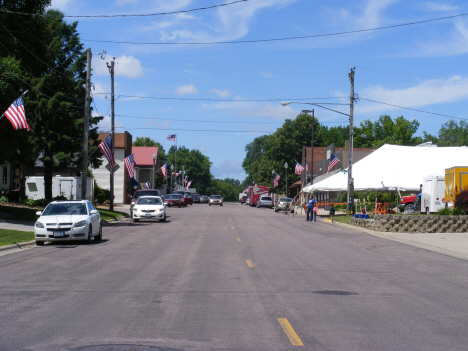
[[132, 146, 159, 166]]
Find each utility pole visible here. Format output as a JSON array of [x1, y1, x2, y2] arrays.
[[81, 48, 91, 200], [347, 68, 355, 215], [107, 59, 115, 211]]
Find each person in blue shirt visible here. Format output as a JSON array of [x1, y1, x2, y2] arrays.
[[306, 195, 316, 221]]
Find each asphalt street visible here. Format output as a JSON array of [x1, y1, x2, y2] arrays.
[[2, 203, 468, 350]]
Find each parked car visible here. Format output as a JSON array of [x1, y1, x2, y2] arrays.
[[34, 200, 102, 245], [132, 196, 166, 222], [193, 194, 200, 203], [275, 197, 293, 212], [164, 194, 184, 207], [209, 195, 223, 206], [240, 196, 247, 204], [257, 195, 273, 209], [131, 189, 162, 216], [199, 195, 206, 203], [173, 190, 194, 205], [398, 194, 418, 212]]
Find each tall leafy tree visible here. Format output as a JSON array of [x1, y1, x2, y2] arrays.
[[437, 120, 468, 146]]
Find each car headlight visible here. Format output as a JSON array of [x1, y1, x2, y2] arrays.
[[35, 222, 44, 228], [75, 220, 87, 228]]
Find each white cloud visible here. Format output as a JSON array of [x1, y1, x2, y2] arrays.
[[176, 84, 198, 95], [50, 0, 71, 11], [359, 76, 468, 114], [261, 72, 274, 78], [411, 19, 468, 57], [197, 145, 207, 152], [211, 160, 245, 180], [93, 55, 144, 78], [420, 1, 459, 11], [202, 100, 296, 121], [94, 113, 125, 132], [212, 89, 231, 98]]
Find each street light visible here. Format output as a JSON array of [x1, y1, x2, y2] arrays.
[[170, 164, 174, 193], [152, 153, 157, 189], [302, 109, 314, 186], [284, 162, 288, 197], [282, 96, 355, 214]]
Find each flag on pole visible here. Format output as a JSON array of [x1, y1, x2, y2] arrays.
[[172, 172, 179, 177], [186, 180, 192, 188], [327, 153, 340, 173], [3, 95, 30, 131], [273, 173, 280, 187], [305, 161, 309, 173], [166, 134, 176, 141], [98, 135, 115, 168], [145, 181, 150, 189], [161, 163, 167, 179], [184, 176, 188, 185], [295, 162, 305, 175], [124, 154, 135, 179]]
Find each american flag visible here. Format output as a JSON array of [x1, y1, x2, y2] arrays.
[[305, 161, 309, 172], [3, 95, 30, 131], [166, 134, 176, 142], [184, 176, 188, 185], [124, 154, 135, 178], [273, 173, 280, 187], [187, 180, 192, 188], [172, 172, 179, 177], [145, 182, 150, 189], [161, 163, 167, 179], [98, 135, 115, 168], [327, 153, 340, 173], [295, 162, 305, 175]]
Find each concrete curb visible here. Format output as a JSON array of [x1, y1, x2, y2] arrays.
[[0, 240, 36, 252], [323, 217, 468, 261]]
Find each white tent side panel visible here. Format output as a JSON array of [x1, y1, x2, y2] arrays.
[[304, 144, 468, 193]]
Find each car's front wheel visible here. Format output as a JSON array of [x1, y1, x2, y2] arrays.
[[35, 241, 44, 246], [94, 225, 102, 241], [86, 227, 92, 244], [160, 213, 166, 222], [133, 218, 139, 222]]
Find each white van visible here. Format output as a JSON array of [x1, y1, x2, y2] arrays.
[[421, 174, 445, 215]]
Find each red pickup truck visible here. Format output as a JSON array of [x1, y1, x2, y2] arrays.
[[398, 195, 418, 212]]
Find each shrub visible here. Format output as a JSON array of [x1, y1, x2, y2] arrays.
[[436, 207, 451, 215], [24, 199, 36, 206], [334, 204, 341, 211], [452, 207, 465, 215], [0, 196, 8, 203], [454, 189, 468, 212]]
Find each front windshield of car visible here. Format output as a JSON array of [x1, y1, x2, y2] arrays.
[[211, 195, 221, 199], [165, 195, 178, 200], [136, 197, 162, 205], [134, 191, 159, 198], [279, 197, 292, 202], [42, 203, 87, 216]]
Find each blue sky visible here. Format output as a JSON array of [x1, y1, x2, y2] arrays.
[[51, 0, 468, 180]]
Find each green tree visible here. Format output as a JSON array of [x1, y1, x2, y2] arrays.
[[133, 136, 160, 147], [437, 120, 468, 146]]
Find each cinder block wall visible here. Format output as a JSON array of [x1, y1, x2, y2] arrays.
[[349, 215, 468, 233]]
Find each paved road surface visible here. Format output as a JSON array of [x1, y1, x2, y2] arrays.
[[2, 203, 468, 350]]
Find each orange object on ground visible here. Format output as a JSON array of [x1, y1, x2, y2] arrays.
[[373, 202, 387, 214]]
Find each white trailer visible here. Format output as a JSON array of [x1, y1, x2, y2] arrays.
[[26, 176, 94, 201], [421, 174, 445, 215], [239, 192, 247, 201]]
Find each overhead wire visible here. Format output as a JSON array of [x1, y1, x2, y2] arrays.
[[0, 0, 249, 18], [81, 12, 468, 45]]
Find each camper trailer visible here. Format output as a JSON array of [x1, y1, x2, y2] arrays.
[[421, 175, 445, 214]]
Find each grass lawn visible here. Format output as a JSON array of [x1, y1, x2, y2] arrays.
[[332, 214, 355, 224], [97, 209, 129, 221], [0, 229, 34, 247]]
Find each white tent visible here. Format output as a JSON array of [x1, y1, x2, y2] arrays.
[[303, 144, 468, 193]]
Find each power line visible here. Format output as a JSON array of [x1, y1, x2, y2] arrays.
[[360, 98, 468, 121], [0, 0, 249, 18], [82, 12, 468, 45], [115, 95, 347, 102]]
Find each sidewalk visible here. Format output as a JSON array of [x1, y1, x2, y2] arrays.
[[323, 217, 468, 261]]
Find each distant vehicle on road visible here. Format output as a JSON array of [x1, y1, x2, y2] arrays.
[[209, 195, 223, 206], [34, 200, 102, 245], [173, 191, 193, 205], [164, 194, 184, 207], [131, 189, 162, 216], [132, 196, 166, 222], [240, 195, 247, 204], [257, 195, 273, 209], [275, 197, 292, 212], [193, 194, 200, 203]]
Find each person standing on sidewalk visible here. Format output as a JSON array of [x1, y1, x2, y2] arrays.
[[312, 203, 318, 222], [306, 195, 316, 221], [329, 204, 336, 223]]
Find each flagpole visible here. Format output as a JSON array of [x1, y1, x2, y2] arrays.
[[175, 133, 177, 189]]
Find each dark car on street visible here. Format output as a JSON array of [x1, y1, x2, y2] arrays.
[[173, 191, 193, 205], [193, 194, 200, 203], [164, 194, 184, 207]]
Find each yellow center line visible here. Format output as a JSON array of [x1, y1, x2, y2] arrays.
[[237, 238, 241, 242], [246, 260, 254, 268], [277, 318, 304, 346]]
